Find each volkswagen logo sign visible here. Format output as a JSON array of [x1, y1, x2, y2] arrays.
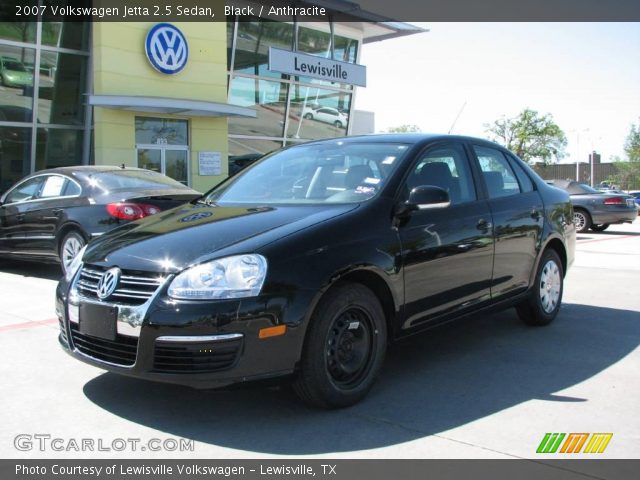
[[97, 267, 121, 300], [145, 23, 188, 75]]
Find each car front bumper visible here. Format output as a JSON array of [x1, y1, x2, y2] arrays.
[[56, 275, 315, 389]]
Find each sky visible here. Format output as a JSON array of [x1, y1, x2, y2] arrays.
[[355, 23, 640, 163]]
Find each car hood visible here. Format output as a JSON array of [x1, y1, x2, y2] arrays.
[[83, 202, 357, 272], [4, 70, 32, 80]]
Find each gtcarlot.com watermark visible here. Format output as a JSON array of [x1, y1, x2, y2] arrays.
[[14, 434, 194, 453]]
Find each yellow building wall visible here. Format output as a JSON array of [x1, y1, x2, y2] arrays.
[[92, 22, 229, 193]]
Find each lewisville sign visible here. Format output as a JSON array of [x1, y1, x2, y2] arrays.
[[268, 47, 367, 87]]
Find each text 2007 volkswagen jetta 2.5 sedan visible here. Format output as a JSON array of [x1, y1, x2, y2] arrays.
[[57, 134, 575, 408]]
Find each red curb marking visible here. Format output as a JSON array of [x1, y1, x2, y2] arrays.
[[577, 235, 636, 244], [0, 318, 58, 333]]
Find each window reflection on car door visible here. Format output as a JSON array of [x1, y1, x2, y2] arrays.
[[471, 145, 544, 298], [397, 142, 494, 329]]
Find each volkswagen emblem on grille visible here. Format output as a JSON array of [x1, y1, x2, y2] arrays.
[[97, 267, 121, 300]]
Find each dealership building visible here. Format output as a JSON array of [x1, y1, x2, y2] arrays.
[[0, 2, 423, 192]]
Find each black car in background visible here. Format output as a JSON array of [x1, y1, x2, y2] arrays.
[[546, 179, 638, 233], [57, 135, 575, 408], [0, 166, 200, 274]]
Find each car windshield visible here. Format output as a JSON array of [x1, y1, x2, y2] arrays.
[[84, 169, 189, 193], [4, 60, 26, 71], [204, 142, 410, 205]]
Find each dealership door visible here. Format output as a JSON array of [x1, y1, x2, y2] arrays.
[[135, 117, 189, 185], [136, 145, 189, 185]]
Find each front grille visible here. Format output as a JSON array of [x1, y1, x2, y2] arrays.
[[153, 337, 243, 374], [76, 265, 165, 306], [70, 323, 138, 366]]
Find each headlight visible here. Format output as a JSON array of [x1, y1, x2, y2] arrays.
[[168, 254, 267, 300], [65, 245, 86, 282]]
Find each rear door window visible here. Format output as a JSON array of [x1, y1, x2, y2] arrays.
[[473, 146, 521, 198]]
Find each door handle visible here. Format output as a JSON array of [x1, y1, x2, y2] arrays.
[[15, 214, 25, 222], [52, 208, 63, 216], [477, 219, 492, 230], [531, 208, 541, 220]]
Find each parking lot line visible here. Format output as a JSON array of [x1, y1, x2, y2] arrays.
[[0, 318, 57, 334]]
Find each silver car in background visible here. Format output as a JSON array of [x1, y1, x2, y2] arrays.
[[547, 180, 638, 233]]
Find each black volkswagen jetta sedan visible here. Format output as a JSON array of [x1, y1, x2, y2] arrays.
[[56, 134, 575, 408]]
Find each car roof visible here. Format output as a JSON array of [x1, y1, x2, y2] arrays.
[[32, 165, 151, 176], [299, 133, 508, 150]]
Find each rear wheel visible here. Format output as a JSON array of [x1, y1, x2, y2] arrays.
[[590, 223, 609, 232], [293, 283, 387, 409], [59, 230, 85, 276], [334, 120, 343, 128], [573, 209, 591, 233], [304, 113, 313, 120], [516, 249, 564, 326]]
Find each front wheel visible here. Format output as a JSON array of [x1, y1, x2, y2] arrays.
[[303, 113, 313, 120], [590, 223, 609, 232], [516, 249, 564, 326], [293, 283, 387, 409], [334, 120, 343, 128], [59, 230, 86, 276]]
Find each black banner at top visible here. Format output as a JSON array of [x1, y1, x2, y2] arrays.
[[1, 0, 639, 22]]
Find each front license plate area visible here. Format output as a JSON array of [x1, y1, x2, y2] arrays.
[[79, 303, 117, 341]]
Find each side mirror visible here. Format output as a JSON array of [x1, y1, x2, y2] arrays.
[[403, 185, 450, 213]]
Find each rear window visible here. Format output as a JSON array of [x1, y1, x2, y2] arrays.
[[568, 183, 601, 195], [85, 170, 188, 192]]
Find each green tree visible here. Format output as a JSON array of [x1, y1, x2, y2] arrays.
[[607, 159, 640, 190], [485, 108, 567, 164], [624, 120, 640, 162], [387, 124, 421, 133]]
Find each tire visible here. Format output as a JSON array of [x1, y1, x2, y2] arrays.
[[573, 209, 591, 233], [59, 230, 86, 276], [590, 223, 609, 232], [334, 120, 343, 128], [293, 283, 387, 409], [516, 249, 564, 326], [304, 113, 313, 120]]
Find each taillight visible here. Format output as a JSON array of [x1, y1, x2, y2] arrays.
[[603, 197, 624, 205], [106, 203, 161, 220]]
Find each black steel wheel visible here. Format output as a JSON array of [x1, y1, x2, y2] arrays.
[[293, 283, 386, 409]]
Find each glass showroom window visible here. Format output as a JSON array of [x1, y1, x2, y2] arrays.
[[0, 126, 32, 192], [287, 86, 352, 140], [228, 76, 289, 138], [37, 52, 87, 125], [232, 18, 293, 79], [0, 18, 90, 191]]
